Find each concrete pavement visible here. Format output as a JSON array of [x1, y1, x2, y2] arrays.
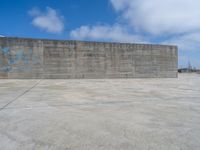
[[0, 73, 200, 150]]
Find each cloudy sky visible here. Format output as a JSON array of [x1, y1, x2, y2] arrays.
[[0, 0, 200, 68]]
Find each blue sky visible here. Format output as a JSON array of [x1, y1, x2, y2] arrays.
[[0, 0, 200, 68]]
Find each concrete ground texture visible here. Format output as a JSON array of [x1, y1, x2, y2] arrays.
[[0, 73, 200, 150]]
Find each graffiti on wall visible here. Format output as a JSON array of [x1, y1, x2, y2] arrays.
[[0, 47, 41, 72]]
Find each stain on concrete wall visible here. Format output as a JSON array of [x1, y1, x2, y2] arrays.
[[0, 37, 178, 79]]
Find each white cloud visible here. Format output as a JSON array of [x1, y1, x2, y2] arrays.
[[110, 0, 200, 35], [70, 0, 200, 46], [29, 7, 64, 33], [70, 24, 146, 43], [163, 32, 200, 51], [70, 0, 200, 68]]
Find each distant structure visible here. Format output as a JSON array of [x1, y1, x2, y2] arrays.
[[178, 61, 200, 73], [0, 37, 178, 79]]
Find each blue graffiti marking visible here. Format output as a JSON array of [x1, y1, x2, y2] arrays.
[[0, 66, 12, 72], [15, 50, 30, 64], [2, 47, 10, 55], [15, 50, 24, 61], [29, 48, 33, 56], [0, 47, 42, 73], [18, 66, 32, 72], [23, 55, 29, 64], [8, 58, 16, 65]]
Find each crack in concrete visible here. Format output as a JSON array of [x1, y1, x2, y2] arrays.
[[0, 81, 41, 112]]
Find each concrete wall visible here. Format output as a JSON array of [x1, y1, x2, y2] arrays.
[[0, 37, 178, 79]]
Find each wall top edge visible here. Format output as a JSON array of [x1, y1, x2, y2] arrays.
[[0, 36, 178, 49]]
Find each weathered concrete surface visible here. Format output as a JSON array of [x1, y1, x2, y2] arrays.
[[0, 73, 200, 150], [0, 37, 178, 79]]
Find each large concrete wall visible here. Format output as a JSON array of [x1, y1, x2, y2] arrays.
[[0, 37, 178, 79]]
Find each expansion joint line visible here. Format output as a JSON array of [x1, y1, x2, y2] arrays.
[[0, 80, 41, 112]]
